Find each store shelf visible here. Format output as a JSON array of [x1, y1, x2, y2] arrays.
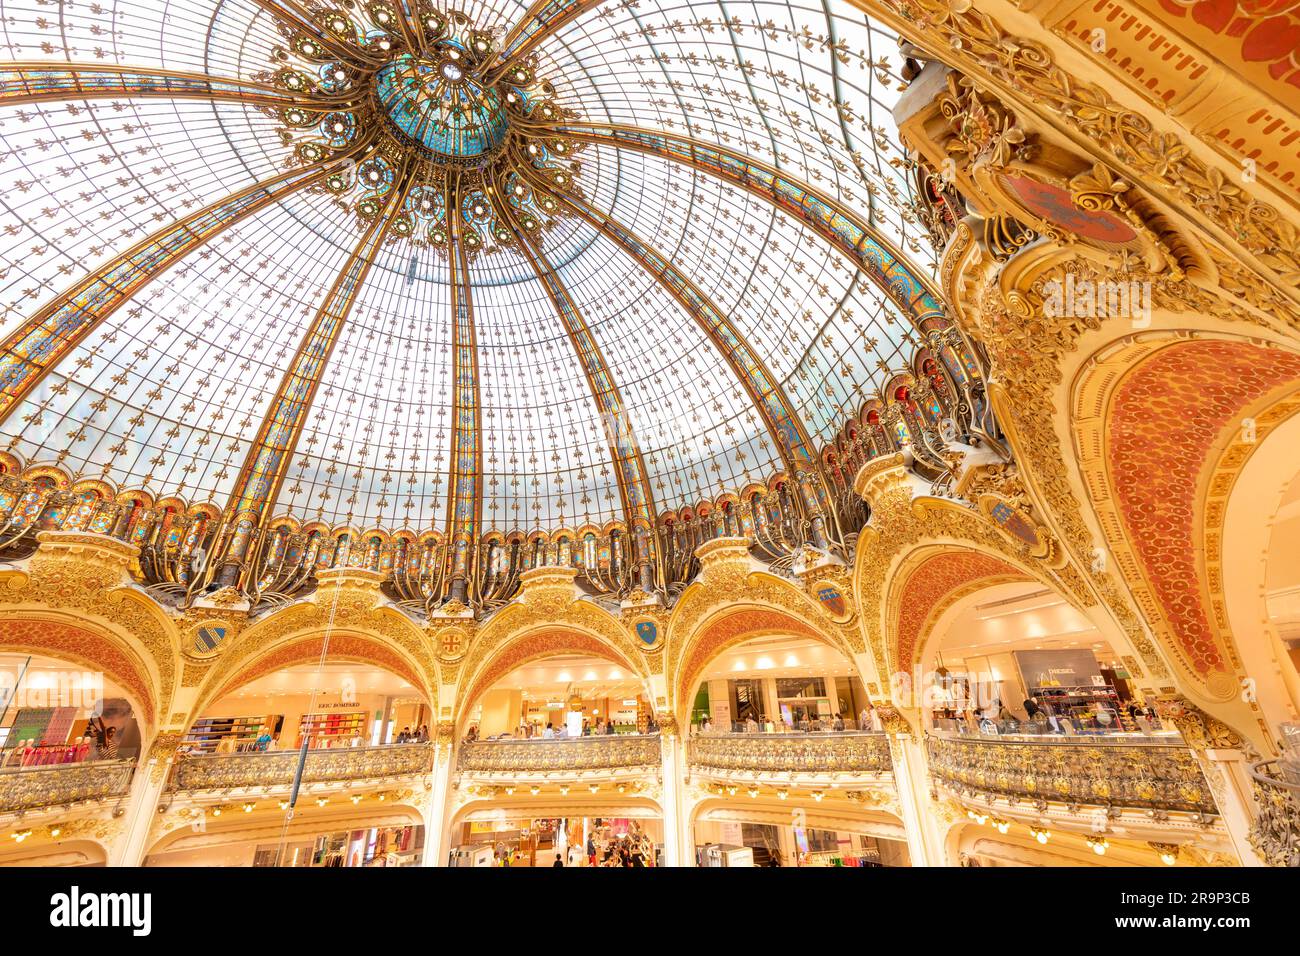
[[184, 715, 280, 753], [296, 711, 367, 749]]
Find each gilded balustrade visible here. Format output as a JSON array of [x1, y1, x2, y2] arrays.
[[0, 759, 134, 812], [926, 733, 1217, 815], [687, 732, 892, 776], [456, 735, 662, 773], [168, 743, 434, 792], [1248, 760, 1300, 867]]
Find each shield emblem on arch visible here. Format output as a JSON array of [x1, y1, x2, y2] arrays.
[[635, 620, 658, 646], [817, 586, 847, 619]]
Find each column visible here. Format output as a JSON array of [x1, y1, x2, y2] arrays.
[[762, 678, 780, 725], [421, 724, 457, 867], [108, 732, 181, 867], [1200, 749, 1266, 866], [707, 679, 732, 729], [886, 732, 946, 866], [658, 723, 690, 866]]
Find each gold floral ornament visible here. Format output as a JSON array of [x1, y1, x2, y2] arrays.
[[255, 2, 586, 255], [940, 74, 1032, 171]]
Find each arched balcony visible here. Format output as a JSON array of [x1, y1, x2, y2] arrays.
[[0, 651, 145, 821], [169, 657, 435, 799]]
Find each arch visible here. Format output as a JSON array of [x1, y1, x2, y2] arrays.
[[143, 803, 425, 863], [688, 796, 906, 842], [670, 605, 839, 723], [189, 587, 438, 721], [1075, 333, 1300, 710], [449, 793, 664, 834], [885, 545, 1033, 674], [0, 617, 158, 727], [193, 630, 432, 720], [0, 837, 109, 867], [457, 626, 645, 731]]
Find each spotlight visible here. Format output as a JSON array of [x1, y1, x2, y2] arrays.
[[992, 818, 1011, 834], [1029, 826, 1049, 844], [1150, 843, 1179, 866], [242, 803, 254, 813], [811, 791, 824, 802], [747, 786, 759, 799]]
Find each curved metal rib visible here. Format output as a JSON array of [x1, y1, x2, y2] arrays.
[[0, 63, 317, 108], [519, 165, 816, 477], [248, 0, 386, 65], [441, 174, 483, 605], [217, 157, 418, 586], [554, 122, 946, 327], [486, 180, 658, 539], [0, 147, 369, 427], [483, 0, 609, 82]]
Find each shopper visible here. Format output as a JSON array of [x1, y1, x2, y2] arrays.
[[604, 719, 615, 735], [833, 713, 845, 732], [1023, 696, 1042, 720], [744, 715, 759, 734], [553, 852, 564, 868], [1040, 699, 1061, 734], [701, 716, 713, 734], [543, 722, 555, 739]]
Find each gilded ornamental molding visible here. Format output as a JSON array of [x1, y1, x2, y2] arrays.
[[456, 735, 662, 775], [687, 732, 892, 777], [167, 744, 434, 792], [926, 732, 1218, 816], [0, 760, 135, 814]]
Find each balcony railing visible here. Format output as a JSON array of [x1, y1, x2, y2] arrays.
[[168, 743, 434, 792], [0, 759, 134, 812], [1249, 760, 1300, 867], [456, 734, 662, 774], [926, 732, 1217, 815], [688, 732, 892, 776]]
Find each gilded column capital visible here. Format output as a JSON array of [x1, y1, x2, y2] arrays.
[[852, 454, 910, 507]]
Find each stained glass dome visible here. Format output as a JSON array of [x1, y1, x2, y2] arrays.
[[0, 0, 946, 545]]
